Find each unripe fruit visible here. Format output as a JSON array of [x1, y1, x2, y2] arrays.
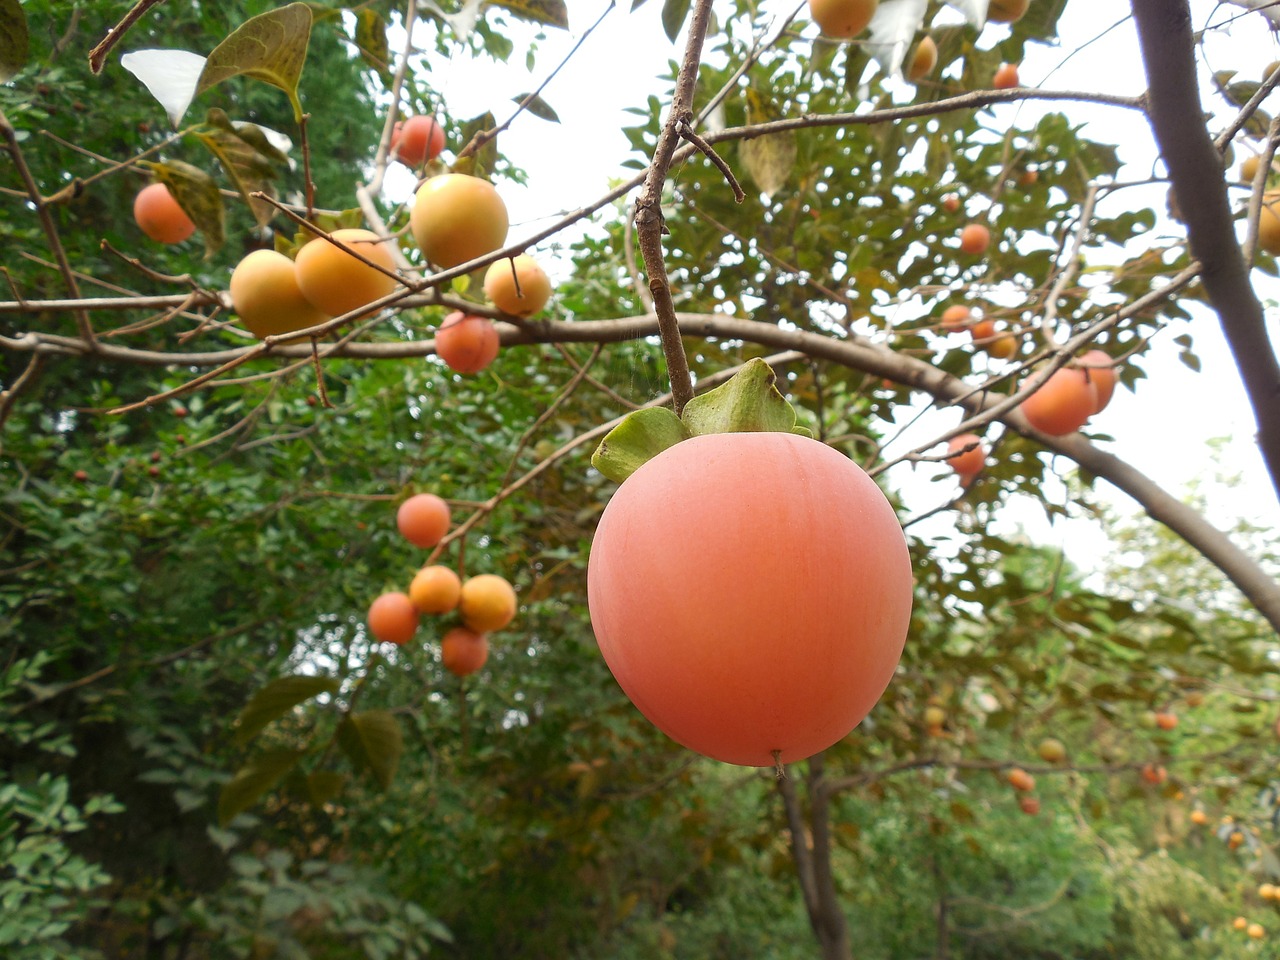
[[408, 564, 462, 614], [1020, 367, 1098, 436], [923, 705, 947, 728], [435, 312, 500, 374], [946, 433, 985, 478], [906, 36, 938, 82], [808, 0, 878, 38], [987, 0, 1029, 22], [295, 229, 399, 318], [484, 254, 552, 317], [390, 114, 445, 168], [1037, 738, 1067, 763], [411, 173, 509, 268], [459, 574, 518, 633], [959, 223, 991, 255], [133, 182, 195, 244], [441, 626, 489, 677], [368, 591, 419, 645], [993, 62, 1020, 89], [230, 250, 330, 340], [397, 493, 451, 548]]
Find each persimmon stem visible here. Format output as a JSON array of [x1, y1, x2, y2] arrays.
[[773, 749, 787, 780]]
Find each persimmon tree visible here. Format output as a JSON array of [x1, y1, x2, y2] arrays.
[[3, 1, 1280, 958]]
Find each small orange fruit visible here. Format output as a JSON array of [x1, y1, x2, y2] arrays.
[[408, 564, 462, 614], [959, 223, 991, 255], [397, 493, 451, 549], [459, 574, 518, 633], [993, 63, 1020, 89], [436, 312, 501, 374], [484, 254, 552, 317], [368, 591, 419, 645], [1007, 768, 1035, 792], [906, 36, 938, 82], [133, 182, 196, 244], [441, 626, 489, 677], [807, 0, 878, 38]]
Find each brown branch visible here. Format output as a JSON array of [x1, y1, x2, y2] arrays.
[[88, 0, 169, 74]]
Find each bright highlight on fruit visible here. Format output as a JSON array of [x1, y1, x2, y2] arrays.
[[587, 430, 913, 767], [397, 493, 451, 549], [133, 182, 195, 244]]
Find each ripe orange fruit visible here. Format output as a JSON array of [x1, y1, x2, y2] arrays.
[[459, 574, 518, 633], [946, 433, 985, 478], [1077, 349, 1118, 413], [986, 333, 1018, 359], [588, 432, 913, 767], [408, 564, 462, 614], [969, 318, 996, 340], [410, 173, 509, 269], [368, 591, 419, 645], [906, 36, 938, 82], [1007, 768, 1035, 792], [993, 63, 1020, 89], [441, 626, 489, 677], [1141, 763, 1167, 785], [396, 493, 451, 548], [133, 182, 195, 244], [435, 312, 501, 374], [1190, 808, 1209, 826], [959, 223, 991, 255], [1019, 367, 1098, 436], [1155, 711, 1178, 731], [941, 304, 972, 329], [390, 114, 445, 168], [295, 228, 399, 318], [1019, 795, 1041, 815], [230, 250, 330, 340], [1259, 883, 1277, 901], [987, 0, 1029, 22], [1241, 155, 1261, 183], [1258, 193, 1280, 255], [807, 0, 878, 38], [1248, 922, 1265, 940], [484, 254, 552, 317]]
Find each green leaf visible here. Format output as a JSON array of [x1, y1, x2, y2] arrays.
[[197, 109, 287, 227], [0, 0, 29, 84], [197, 3, 313, 122], [513, 93, 560, 123], [661, 0, 691, 42], [233, 674, 340, 747], [680, 358, 798, 436], [453, 112, 499, 180], [218, 749, 305, 825], [146, 160, 226, 257], [489, 0, 569, 29], [305, 770, 347, 807], [355, 9, 391, 78], [591, 407, 691, 483], [337, 710, 403, 790]]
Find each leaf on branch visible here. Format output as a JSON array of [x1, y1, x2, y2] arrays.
[[490, 0, 570, 30], [661, 0, 691, 43], [739, 87, 795, 198], [121, 49, 208, 127], [454, 112, 499, 180], [198, 110, 289, 227], [0, 0, 29, 84], [218, 749, 305, 825], [337, 710, 403, 790], [305, 770, 347, 807], [146, 159, 225, 257], [865, 0, 928, 79], [355, 9, 391, 79], [232, 673, 340, 747], [591, 407, 691, 483], [513, 93, 560, 123], [197, 3, 313, 123]]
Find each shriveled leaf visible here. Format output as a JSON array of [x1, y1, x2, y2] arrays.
[[661, 0, 691, 42], [513, 93, 560, 123], [865, 0, 928, 78], [147, 160, 225, 257], [0, 0, 29, 84], [198, 109, 288, 227], [232, 673, 339, 747], [591, 407, 691, 483], [739, 86, 795, 197], [490, 0, 570, 29], [453, 111, 498, 180], [198, 3, 313, 122], [218, 749, 304, 825], [681, 358, 798, 436], [337, 710, 403, 790], [356, 9, 391, 78], [121, 49, 208, 127]]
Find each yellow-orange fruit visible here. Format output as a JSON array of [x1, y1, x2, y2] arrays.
[[1241, 155, 1261, 183], [1077, 349, 1118, 413], [1019, 367, 1098, 436], [941, 304, 972, 329], [1007, 768, 1035, 792], [459, 574, 517, 633], [986, 333, 1018, 359], [808, 0, 877, 38], [993, 62, 1020, 89], [411, 173, 509, 268], [946, 433, 985, 478], [436, 312, 500, 374], [408, 564, 462, 614], [906, 36, 938, 82], [923, 705, 946, 728], [987, 0, 1029, 23], [230, 250, 330, 340], [295, 228, 399, 318], [959, 223, 991, 255], [133, 182, 195, 244], [484, 254, 552, 316], [397, 493, 451, 548], [1259, 194, 1280, 255], [441, 626, 489, 677], [1248, 922, 1265, 939], [368, 591, 419, 645], [1190, 809, 1209, 825]]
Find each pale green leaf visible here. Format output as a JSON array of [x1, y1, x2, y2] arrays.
[[591, 407, 690, 483], [197, 3, 313, 122]]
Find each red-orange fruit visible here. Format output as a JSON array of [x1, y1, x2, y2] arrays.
[[390, 114, 445, 168], [1019, 795, 1041, 815], [587, 432, 913, 767], [1007, 767, 1035, 792], [808, 0, 878, 38], [133, 182, 195, 244], [368, 591, 419, 645], [1155, 711, 1179, 731], [1141, 763, 1167, 785], [968, 318, 996, 340], [946, 433, 985, 478], [941, 305, 972, 329], [993, 62, 1020, 89], [1078, 349, 1118, 413], [1019, 367, 1098, 436], [941, 193, 961, 213], [959, 223, 991, 255], [396, 493, 451, 548], [441, 626, 489, 677], [408, 564, 462, 614], [435, 312, 500, 374], [987, 0, 1030, 23]]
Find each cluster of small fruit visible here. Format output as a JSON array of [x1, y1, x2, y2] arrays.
[[131, 112, 553, 373], [366, 492, 518, 678]]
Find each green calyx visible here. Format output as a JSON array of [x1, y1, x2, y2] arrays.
[[590, 358, 812, 483]]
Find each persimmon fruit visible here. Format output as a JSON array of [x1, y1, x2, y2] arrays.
[[946, 433, 985, 478], [587, 431, 913, 767], [959, 223, 991, 255], [459, 574, 517, 633], [441, 626, 489, 677], [807, 0, 877, 38], [906, 36, 938, 82], [1241, 155, 1260, 183], [1258, 194, 1280, 256], [1234, 917, 1249, 931], [924, 705, 946, 728], [410, 173, 509, 268], [987, 0, 1029, 22], [230, 250, 330, 340], [993, 63, 1020, 89], [484, 254, 552, 317], [986, 333, 1018, 359], [1019, 367, 1098, 436], [1019, 795, 1041, 815], [941, 193, 961, 213], [1248, 923, 1265, 940], [390, 114, 445, 168], [1007, 768, 1035, 792], [408, 564, 462, 614], [1141, 763, 1167, 785], [1078, 349, 1117, 413], [1155, 710, 1178, 731], [368, 591, 419, 645], [133, 182, 195, 244], [295, 228, 398, 318], [1037, 737, 1067, 763], [1190, 808, 1209, 826], [397, 493, 451, 548], [436, 312, 500, 374], [941, 304, 972, 329]]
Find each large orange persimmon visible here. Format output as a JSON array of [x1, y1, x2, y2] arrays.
[[410, 173, 508, 268], [1019, 366, 1098, 436], [587, 432, 912, 767], [1078, 349, 1118, 413], [808, 0, 877, 38]]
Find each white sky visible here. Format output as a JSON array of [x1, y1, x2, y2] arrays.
[[387, 1, 1280, 575]]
